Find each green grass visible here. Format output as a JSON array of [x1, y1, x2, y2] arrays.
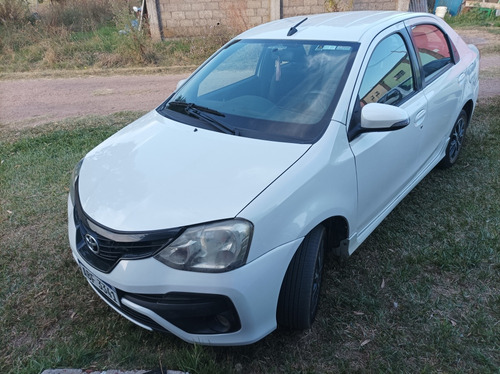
[[445, 7, 500, 28], [1, 2, 498, 372], [1, 99, 499, 373]]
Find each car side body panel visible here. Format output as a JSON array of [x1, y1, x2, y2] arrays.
[[343, 15, 479, 252]]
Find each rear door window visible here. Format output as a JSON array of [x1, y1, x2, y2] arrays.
[[411, 24, 453, 82]]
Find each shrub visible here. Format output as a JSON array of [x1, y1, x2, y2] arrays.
[[43, 0, 117, 32], [0, 0, 29, 24], [0, 0, 234, 72], [446, 7, 500, 27]]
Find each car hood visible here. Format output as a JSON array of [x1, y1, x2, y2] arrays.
[[78, 111, 311, 231]]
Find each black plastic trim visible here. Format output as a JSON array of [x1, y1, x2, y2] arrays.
[[124, 292, 241, 334]]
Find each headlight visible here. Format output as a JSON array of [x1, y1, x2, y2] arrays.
[[69, 158, 84, 205], [154, 219, 253, 272]]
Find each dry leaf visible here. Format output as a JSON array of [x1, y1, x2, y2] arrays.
[[381, 278, 385, 289], [361, 339, 371, 346], [353, 311, 364, 316]]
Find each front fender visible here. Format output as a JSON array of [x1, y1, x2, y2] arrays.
[[239, 121, 357, 263]]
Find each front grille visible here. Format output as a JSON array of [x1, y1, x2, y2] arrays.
[[87, 234, 168, 261], [74, 183, 183, 273]]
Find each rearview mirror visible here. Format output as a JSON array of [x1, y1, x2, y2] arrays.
[[361, 103, 409, 131]]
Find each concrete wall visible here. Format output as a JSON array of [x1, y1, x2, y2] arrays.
[[157, 0, 275, 37], [153, 0, 412, 38], [282, 0, 327, 18], [353, 0, 415, 11]]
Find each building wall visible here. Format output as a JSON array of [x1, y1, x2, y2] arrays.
[[353, 0, 398, 11], [157, 0, 274, 37], [282, 0, 327, 18], [154, 0, 411, 38], [351, 0, 414, 11]]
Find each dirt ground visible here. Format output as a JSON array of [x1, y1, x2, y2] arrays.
[[0, 73, 189, 130], [0, 29, 498, 132]]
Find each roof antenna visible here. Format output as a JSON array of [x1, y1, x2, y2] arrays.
[[287, 17, 308, 36]]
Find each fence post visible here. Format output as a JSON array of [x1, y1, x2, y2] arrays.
[[146, 0, 163, 41]]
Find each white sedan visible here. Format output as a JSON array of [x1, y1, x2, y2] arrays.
[[68, 11, 479, 345]]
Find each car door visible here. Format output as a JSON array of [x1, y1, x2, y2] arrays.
[[348, 25, 427, 238], [405, 20, 465, 167]]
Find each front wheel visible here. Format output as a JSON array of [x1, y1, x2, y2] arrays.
[[277, 225, 325, 330], [439, 109, 468, 169]]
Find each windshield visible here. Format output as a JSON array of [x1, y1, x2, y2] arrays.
[[158, 39, 358, 143]]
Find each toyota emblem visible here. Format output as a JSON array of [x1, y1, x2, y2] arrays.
[[85, 234, 100, 255]]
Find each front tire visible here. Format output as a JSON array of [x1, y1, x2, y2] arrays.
[[439, 109, 468, 169], [277, 225, 325, 330]]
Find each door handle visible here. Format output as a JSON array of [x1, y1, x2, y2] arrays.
[[415, 109, 426, 127], [458, 73, 466, 85]]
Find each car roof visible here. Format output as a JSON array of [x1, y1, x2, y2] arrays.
[[237, 11, 426, 42]]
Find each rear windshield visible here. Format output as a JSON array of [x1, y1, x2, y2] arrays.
[[158, 39, 358, 143]]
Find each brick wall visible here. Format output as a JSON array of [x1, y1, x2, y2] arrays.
[[282, 0, 326, 18], [353, 0, 397, 11], [154, 0, 411, 38], [157, 0, 275, 37], [353, 0, 411, 11]]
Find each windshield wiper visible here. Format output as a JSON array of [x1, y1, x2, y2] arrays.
[[166, 101, 238, 135], [168, 101, 225, 117]]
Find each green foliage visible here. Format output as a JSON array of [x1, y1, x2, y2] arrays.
[[446, 7, 500, 27]]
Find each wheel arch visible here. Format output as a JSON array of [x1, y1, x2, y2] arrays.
[[462, 99, 474, 125], [321, 215, 349, 256], [275, 215, 349, 329]]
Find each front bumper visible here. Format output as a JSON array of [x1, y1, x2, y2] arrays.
[[68, 197, 301, 345]]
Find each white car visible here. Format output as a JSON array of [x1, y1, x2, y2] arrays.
[[68, 11, 479, 345]]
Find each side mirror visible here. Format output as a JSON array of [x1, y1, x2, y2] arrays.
[[361, 103, 409, 131], [176, 79, 187, 91]]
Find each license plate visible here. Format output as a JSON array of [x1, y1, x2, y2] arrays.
[[79, 261, 120, 306]]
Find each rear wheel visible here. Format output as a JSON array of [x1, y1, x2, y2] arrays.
[[277, 225, 325, 330], [439, 110, 468, 169]]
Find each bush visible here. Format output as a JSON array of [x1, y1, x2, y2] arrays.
[[0, 0, 233, 72], [0, 0, 29, 24], [446, 7, 500, 27], [43, 0, 117, 32]]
